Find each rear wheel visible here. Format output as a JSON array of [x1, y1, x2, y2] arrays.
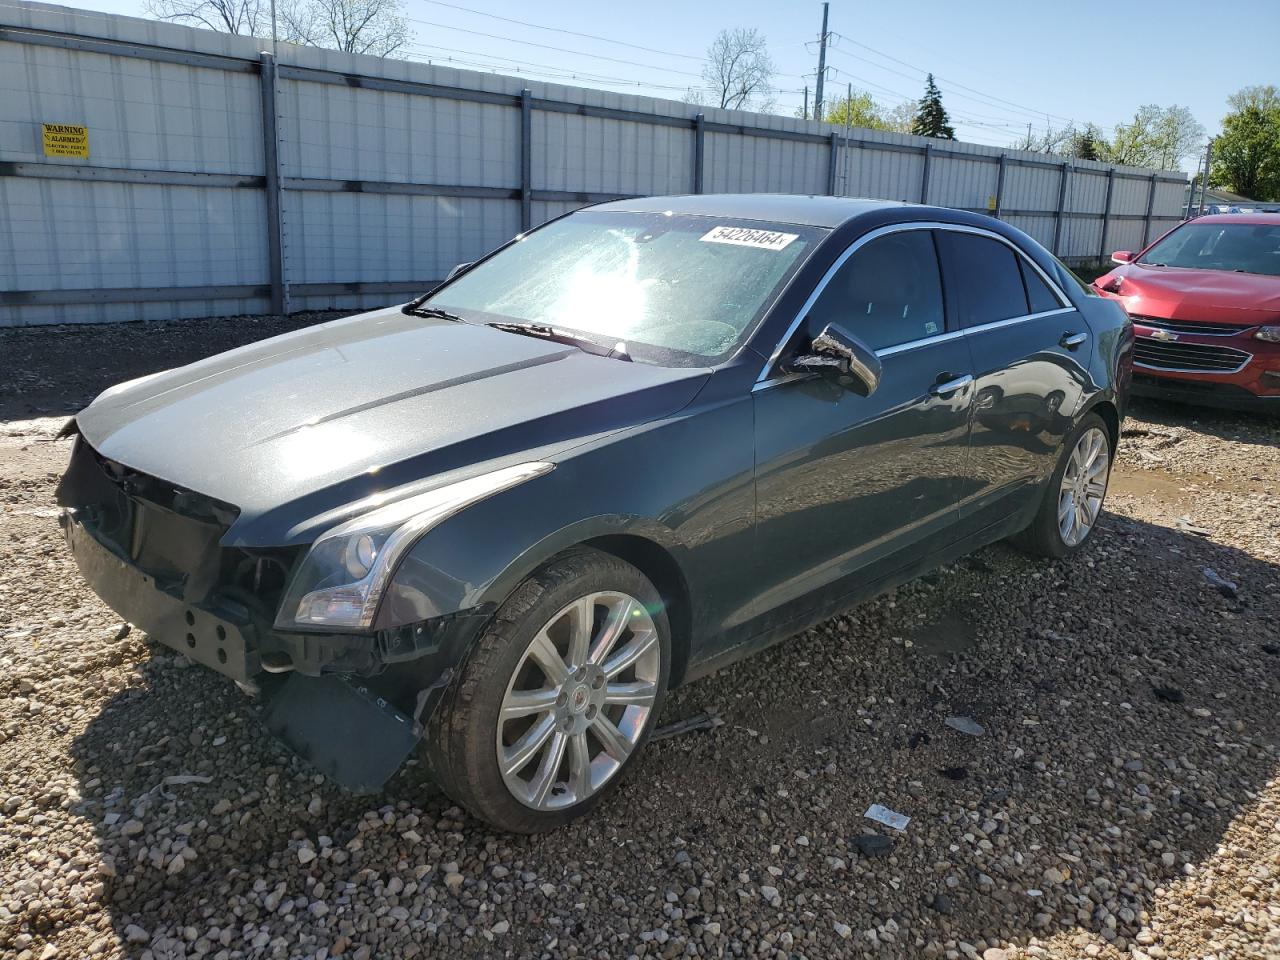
[[1016, 413, 1112, 558], [426, 549, 670, 833]]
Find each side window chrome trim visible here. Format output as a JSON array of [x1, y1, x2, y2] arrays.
[[875, 328, 965, 358], [962, 306, 1075, 337], [755, 220, 1073, 386]]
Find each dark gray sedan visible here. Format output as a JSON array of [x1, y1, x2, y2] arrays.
[[58, 195, 1132, 832]]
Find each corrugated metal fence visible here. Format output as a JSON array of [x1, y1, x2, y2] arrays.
[[0, 2, 1189, 327]]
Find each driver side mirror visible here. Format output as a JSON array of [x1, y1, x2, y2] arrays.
[[787, 322, 882, 396], [446, 261, 474, 281], [1109, 250, 1134, 264]]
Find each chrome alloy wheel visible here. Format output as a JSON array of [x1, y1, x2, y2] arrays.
[[1058, 426, 1110, 547], [496, 591, 660, 811]]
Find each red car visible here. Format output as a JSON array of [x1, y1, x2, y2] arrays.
[[1093, 213, 1280, 412]]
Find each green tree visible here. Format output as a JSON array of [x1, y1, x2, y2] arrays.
[[824, 89, 889, 129], [911, 74, 954, 140], [1211, 85, 1280, 199], [1101, 104, 1203, 169]]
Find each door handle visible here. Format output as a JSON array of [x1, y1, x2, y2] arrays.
[[1060, 331, 1088, 350], [930, 373, 973, 396]]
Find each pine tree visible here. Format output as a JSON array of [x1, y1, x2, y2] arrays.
[[1069, 126, 1102, 161], [911, 74, 955, 140]]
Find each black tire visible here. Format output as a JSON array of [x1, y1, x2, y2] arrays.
[[1014, 412, 1113, 559], [425, 548, 671, 833]]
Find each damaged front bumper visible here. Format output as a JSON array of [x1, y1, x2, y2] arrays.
[[60, 496, 488, 793]]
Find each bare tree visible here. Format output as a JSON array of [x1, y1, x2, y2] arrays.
[[145, 0, 268, 36], [284, 0, 409, 56], [146, 0, 409, 56], [692, 28, 775, 112]]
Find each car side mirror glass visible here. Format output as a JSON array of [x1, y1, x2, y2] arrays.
[[787, 322, 882, 396], [446, 261, 474, 281], [1109, 250, 1134, 265]]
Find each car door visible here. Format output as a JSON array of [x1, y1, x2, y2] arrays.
[[747, 226, 975, 634], [935, 228, 1091, 529]]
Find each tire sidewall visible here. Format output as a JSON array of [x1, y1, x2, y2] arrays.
[[432, 551, 671, 833]]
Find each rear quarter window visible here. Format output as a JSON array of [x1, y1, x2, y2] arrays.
[[1021, 259, 1065, 313]]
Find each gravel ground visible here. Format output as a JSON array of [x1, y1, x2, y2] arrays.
[[1, 314, 1277, 960]]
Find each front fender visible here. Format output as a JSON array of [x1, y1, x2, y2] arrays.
[[374, 466, 688, 630]]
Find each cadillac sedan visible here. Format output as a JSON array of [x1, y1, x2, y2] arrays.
[[58, 195, 1132, 832]]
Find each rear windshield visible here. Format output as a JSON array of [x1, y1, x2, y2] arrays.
[[426, 210, 824, 366], [1139, 221, 1280, 276]]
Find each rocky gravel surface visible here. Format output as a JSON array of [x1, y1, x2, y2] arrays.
[[1, 315, 1277, 960]]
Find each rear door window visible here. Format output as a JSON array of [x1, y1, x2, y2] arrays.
[[805, 229, 946, 350], [937, 232, 1029, 328]]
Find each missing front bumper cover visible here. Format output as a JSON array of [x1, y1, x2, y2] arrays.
[[61, 488, 486, 793]]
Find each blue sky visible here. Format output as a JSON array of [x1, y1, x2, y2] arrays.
[[41, 0, 1280, 164]]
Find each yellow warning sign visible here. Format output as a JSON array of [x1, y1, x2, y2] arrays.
[[42, 123, 89, 159]]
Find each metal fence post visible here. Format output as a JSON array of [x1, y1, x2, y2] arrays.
[[993, 153, 1007, 219], [1142, 173, 1158, 247], [258, 52, 287, 315], [1197, 140, 1213, 216], [827, 132, 839, 195], [1052, 161, 1071, 256], [1098, 167, 1115, 262], [519, 89, 532, 231], [920, 142, 933, 204], [693, 114, 705, 194]]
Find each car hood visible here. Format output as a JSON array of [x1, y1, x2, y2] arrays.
[[1110, 263, 1280, 322], [75, 308, 710, 545]]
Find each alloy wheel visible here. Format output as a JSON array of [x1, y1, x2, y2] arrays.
[[496, 591, 661, 810], [1058, 426, 1110, 547]]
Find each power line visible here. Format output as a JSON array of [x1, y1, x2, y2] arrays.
[[827, 35, 1076, 125], [400, 15, 705, 79], [820, 64, 1025, 134], [413, 0, 704, 61], [402, 41, 692, 92]]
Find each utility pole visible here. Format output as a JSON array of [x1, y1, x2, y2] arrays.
[[1196, 140, 1214, 216], [269, 0, 278, 53], [813, 2, 829, 121], [803, 85, 809, 121]]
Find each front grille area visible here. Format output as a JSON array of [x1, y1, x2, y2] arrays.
[[1134, 336, 1252, 373], [58, 436, 298, 619], [1131, 315, 1246, 337]]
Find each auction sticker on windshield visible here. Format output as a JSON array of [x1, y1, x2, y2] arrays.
[[700, 225, 798, 250]]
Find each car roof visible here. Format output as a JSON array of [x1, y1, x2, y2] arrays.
[[1191, 213, 1280, 226], [591, 193, 927, 229]]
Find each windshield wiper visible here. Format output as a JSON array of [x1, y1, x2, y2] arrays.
[[404, 304, 466, 322], [487, 322, 632, 361]]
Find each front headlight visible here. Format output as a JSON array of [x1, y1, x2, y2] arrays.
[[274, 461, 554, 630], [1254, 325, 1280, 343]]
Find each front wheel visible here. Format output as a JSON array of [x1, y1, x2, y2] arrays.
[[426, 548, 670, 833], [1015, 413, 1112, 558]]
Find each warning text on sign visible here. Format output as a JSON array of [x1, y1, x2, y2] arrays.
[[42, 123, 89, 159]]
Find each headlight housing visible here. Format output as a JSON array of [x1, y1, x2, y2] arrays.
[[1254, 325, 1280, 343], [274, 461, 554, 631]]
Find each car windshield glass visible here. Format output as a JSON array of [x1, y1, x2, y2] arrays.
[[1138, 222, 1280, 276], [424, 211, 823, 366]]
